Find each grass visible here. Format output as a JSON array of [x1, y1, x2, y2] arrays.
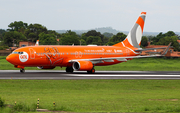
[[1, 56, 180, 71], [0, 80, 180, 112], [96, 57, 180, 71], [1, 56, 180, 112]]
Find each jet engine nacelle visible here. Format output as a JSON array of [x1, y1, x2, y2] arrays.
[[37, 66, 55, 69], [73, 61, 93, 71]]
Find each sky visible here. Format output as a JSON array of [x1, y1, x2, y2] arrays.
[[1, 0, 180, 32]]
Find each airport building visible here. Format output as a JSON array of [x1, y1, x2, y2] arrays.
[[19, 41, 35, 47]]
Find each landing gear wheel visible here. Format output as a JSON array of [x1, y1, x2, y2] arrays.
[[20, 69, 25, 73], [87, 68, 95, 74], [66, 67, 74, 73]]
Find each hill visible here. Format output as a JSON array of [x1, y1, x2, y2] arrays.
[[56, 27, 180, 36]]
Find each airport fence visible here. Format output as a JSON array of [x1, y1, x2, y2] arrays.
[[0, 50, 11, 56]]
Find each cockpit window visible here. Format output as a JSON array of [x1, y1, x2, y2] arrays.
[[12, 52, 24, 54]]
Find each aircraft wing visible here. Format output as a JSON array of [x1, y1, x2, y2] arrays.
[[69, 43, 171, 64], [69, 54, 161, 63]]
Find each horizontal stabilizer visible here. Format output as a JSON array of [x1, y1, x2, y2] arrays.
[[161, 43, 171, 56], [145, 52, 161, 54]]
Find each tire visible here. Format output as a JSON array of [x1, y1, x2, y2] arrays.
[[66, 67, 74, 73], [20, 69, 25, 73], [87, 68, 95, 74]]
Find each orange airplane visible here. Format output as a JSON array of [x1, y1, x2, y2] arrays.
[[6, 12, 170, 73]]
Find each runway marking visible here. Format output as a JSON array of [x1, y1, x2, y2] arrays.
[[70, 74, 180, 77], [0, 70, 154, 73], [168, 73, 180, 75], [0, 70, 180, 80]]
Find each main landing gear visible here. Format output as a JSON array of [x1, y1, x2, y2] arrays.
[[87, 68, 95, 74], [66, 67, 95, 74], [20, 68, 25, 73], [66, 67, 74, 73]]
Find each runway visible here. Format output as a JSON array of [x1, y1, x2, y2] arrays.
[[0, 70, 180, 79]]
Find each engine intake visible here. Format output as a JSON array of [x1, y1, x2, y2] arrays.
[[73, 61, 93, 71]]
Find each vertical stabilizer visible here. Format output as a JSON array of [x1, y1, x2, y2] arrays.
[[35, 40, 39, 46], [113, 12, 146, 48]]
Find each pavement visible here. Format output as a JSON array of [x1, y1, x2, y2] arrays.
[[0, 70, 180, 79]]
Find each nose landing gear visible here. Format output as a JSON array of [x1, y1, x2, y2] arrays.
[[14, 65, 25, 73], [20, 68, 25, 73]]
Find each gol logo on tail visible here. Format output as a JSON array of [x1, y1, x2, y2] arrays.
[[19, 52, 29, 62]]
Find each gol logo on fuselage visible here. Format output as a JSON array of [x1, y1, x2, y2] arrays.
[[19, 52, 29, 62]]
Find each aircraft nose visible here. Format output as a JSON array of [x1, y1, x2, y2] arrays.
[[6, 54, 15, 64], [6, 55, 11, 62]]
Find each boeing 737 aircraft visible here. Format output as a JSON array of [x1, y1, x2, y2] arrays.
[[6, 12, 170, 73]]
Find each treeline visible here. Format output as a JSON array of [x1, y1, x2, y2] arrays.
[[0, 21, 180, 51]]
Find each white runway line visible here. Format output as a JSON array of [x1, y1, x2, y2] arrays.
[[70, 74, 180, 77], [0, 70, 158, 73]]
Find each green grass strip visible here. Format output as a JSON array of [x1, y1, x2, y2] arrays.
[[0, 80, 180, 112]]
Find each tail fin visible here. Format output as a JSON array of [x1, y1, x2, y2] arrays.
[[113, 12, 146, 48], [35, 40, 39, 46]]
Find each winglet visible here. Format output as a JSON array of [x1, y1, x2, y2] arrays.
[[161, 43, 171, 56], [141, 12, 146, 15], [35, 40, 39, 46]]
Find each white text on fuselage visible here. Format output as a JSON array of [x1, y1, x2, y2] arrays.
[[84, 48, 122, 53]]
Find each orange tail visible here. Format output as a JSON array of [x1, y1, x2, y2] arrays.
[[113, 12, 146, 48]]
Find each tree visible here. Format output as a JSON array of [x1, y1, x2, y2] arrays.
[[0, 29, 6, 34], [85, 30, 102, 37], [151, 31, 176, 45], [108, 32, 127, 45], [103, 32, 113, 38], [61, 30, 79, 45], [158, 36, 179, 51], [106, 41, 115, 46], [85, 30, 105, 44], [103, 36, 110, 45], [79, 39, 86, 45], [47, 30, 61, 45], [141, 36, 148, 47], [3, 31, 27, 47], [164, 31, 175, 37], [0, 29, 6, 41], [81, 33, 88, 42], [86, 36, 102, 45], [39, 32, 57, 45], [48, 30, 61, 39], [25, 24, 48, 42], [8, 21, 28, 32]]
